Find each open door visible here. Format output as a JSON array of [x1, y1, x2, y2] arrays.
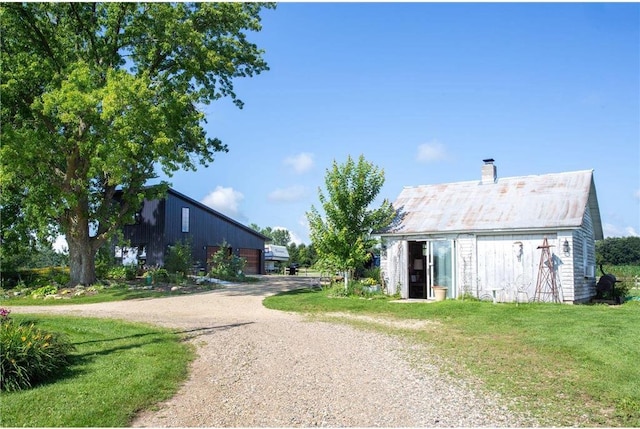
[[428, 240, 455, 299], [409, 240, 455, 299]]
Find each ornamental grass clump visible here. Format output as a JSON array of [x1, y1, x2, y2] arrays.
[[0, 308, 75, 392]]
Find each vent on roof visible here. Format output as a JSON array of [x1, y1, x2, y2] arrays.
[[481, 158, 497, 184]]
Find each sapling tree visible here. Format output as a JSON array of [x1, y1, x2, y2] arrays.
[[0, 3, 274, 285], [307, 155, 395, 288]]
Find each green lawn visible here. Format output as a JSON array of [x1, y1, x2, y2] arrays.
[[264, 289, 640, 427], [1, 315, 193, 427], [0, 281, 226, 306]]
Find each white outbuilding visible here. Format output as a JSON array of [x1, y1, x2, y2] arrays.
[[378, 160, 603, 304]]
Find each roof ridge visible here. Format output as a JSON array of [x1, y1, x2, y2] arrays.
[[403, 169, 594, 189]]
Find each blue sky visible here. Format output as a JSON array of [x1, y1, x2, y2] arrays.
[[160, 2, 639, 244]]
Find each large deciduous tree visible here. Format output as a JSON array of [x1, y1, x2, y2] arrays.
[[0, 3, 274, 285], [307, 155, 395, 286]]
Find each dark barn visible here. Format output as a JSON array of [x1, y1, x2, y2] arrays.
[[121, 188, 267, 274]]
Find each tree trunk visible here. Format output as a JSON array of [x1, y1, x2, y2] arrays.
[[67, 234, 98, 286]]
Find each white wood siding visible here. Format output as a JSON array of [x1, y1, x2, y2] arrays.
[[571, 207, 597, 303], [476, 234, 561, 302], [382, 239, 408, 297], [384, 227, 596, 303], [456, 235, 475, 297], [557, 231, 575, 302]]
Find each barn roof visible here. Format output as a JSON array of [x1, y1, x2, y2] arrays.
[[381, 169, 603, 239]]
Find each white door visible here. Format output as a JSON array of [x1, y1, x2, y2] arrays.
[[426, 240, 455, 299]]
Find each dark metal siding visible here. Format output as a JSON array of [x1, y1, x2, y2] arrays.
[[163, 191, 265, 272], [122, 189, 266, 273], [122, 198, 166, 266]]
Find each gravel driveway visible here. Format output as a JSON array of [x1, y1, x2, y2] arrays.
[[10, 276, 539, 427]]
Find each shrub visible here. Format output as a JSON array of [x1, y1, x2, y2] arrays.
[[1, 267, 70, 289], [360, 277, 378, 286], [105, 264, 138, 281], [1, 309, 75, 391], [167, 272, 187, 285], [361, 266, 381, 283], [146, 267, 169, 283], [31, 285, 58, 298], [95, 245, 117, 279], [327, 279, 383, 298], [106, 266, 127, 280], [208, 241, 246, 281], [164, 240, 193, 275]]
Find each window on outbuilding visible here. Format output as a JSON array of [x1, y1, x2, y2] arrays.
[[181, 207, 190, 233]]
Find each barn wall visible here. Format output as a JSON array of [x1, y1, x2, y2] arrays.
[[456, 235, 476, 297], [475, 233, 583, 303], [383, 231, 590, 304], [122, 190, 265, 273], [476, 234, 553, 301], [122, 198, 166, 266], [381, 239, 407, 297], [557, 231, 575, 302], [571, 207, 597, 303], [164, 192, 265, 273]]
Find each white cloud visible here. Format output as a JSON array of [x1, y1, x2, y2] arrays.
[[267, 185, 308, 203], [201, 186, 244, 218], [634, 189, 640, 200], [283, 152, 314, 174], [625, 226, 639, 236], [417, 140, 447, 163], [603, 223, 639, 238]]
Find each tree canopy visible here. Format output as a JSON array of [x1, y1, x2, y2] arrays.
[[248, 224, 291, 247], [307, 155, 395, 282], [0, 3, 274, 285], [596, 236, 640, 265]]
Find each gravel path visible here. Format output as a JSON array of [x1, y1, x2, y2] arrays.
[[10, 276, 539, 427]]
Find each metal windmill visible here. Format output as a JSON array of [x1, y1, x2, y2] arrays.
[[534, 237, 560, 303]]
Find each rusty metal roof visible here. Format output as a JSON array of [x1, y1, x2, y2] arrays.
[[382, 170, 603, 239]]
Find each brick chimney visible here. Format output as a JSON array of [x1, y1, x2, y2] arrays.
[[481, 158, 497, 184]]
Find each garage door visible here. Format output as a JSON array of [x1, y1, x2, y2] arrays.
[[238, 248, 261, 274], [206, 246, 261, 275]]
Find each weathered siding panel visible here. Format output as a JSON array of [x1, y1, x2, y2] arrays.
[[381, 239, 407, 297], [456, 235, 475, 297], [557, 231, 575, 303], [572, 207, 597, 303], [476, 234, 555, 302], [383, 230, 598, 304]]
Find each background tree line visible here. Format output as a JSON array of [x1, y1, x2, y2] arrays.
[[248, 224, 318, 268], [596, 236, 640, 266]]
